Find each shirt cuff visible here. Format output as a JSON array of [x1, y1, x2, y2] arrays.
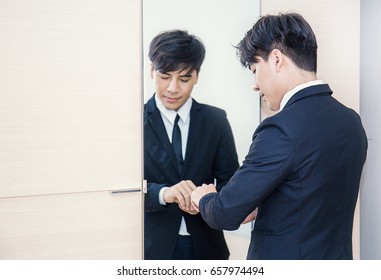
[[159, 186, 170, 205]]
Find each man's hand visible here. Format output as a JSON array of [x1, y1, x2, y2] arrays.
[[191, 183, 217, 212], [179, 205, 199, 215], [163, 180, 197, 213], [242, 208, 258, 224]]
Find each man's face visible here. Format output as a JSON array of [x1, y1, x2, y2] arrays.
[[250, 55, 283, 112], [151, 65, 198, 111]]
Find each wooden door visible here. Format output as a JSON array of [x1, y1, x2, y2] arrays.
[[0, 0, 143, 259]]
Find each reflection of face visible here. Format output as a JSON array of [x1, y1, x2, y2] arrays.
[[250, 56, 282, 112], [151, 65, 198, 111]]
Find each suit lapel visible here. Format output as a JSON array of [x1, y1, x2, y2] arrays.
[[145, 96, 180, 176], [183, 100, 203, 175]]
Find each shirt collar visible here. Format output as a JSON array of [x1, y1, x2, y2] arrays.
[[154, 94, 192, 125], [279, 80, 324, 111]]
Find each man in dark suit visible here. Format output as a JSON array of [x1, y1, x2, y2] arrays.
[[192, 12, 368, 259], [144, 30, 239, 260]]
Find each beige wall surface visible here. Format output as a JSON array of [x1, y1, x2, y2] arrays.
[[261, 0, 360, 259], [0, 0, 143, 259], [0, 0, 142, 198], [0, 191, 142, 259]]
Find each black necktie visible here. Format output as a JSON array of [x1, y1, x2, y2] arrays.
[[172, 114, 184, 174]]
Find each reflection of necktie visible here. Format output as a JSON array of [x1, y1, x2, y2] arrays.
[[172, 114, 183, 174]]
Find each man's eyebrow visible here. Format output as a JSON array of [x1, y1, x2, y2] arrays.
[[158, 71, 170, 75]]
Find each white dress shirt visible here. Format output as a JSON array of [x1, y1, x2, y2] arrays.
[[155, 94, 192, 235], [279, 80, 324, 112]]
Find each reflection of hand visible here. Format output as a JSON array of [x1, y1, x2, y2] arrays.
[[191, 183, 217, 212], [179, 205, 199, 215], [163, 180, 197, 212], [242, 208, 258, 224]]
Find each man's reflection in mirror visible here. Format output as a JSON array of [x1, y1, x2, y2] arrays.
[[143, 30, 239, 260]]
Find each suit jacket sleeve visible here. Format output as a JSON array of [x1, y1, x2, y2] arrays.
[[213, 110, 240, 191], [145, 182, 168, 212], [199, 118, 295, 230]]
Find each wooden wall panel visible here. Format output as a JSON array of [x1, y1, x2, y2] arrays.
[[0, 0, 143, 259], [0, 191, 142, 259], [0, 0, 142, 197]]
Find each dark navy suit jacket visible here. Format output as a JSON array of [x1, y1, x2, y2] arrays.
[[199, 84, 368, 259], [144, 95, 239, 260]]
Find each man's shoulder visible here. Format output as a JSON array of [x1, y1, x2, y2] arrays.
[[192, 99, 226, 116], [143, 95, 158, 115]]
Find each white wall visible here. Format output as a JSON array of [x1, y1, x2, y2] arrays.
[[143, 0, 260, 164], [360, 0, 381, 260]]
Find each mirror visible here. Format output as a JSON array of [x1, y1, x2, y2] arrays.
[[143, 0, 261, 259]]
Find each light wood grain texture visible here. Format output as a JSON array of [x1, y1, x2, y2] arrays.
[[0, 0, 142, 197], [0, 191, 142, 259], [0, 0, 143, 259]]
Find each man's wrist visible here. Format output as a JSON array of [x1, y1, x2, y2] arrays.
[[159, 186, 170, 205]]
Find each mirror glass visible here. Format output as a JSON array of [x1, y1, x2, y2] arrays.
[[143, 0, 261, 259]]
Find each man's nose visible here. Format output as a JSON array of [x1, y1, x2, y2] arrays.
[[252, 84, 260, 92], [167, 79, 179, 93]]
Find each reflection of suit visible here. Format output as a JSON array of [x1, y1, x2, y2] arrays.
[[199, 84, 368, 259], [144, 95, 239, 260]]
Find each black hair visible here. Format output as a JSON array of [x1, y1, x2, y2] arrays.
[[148, 29, 206, 74], [236, 12, 318, 72]]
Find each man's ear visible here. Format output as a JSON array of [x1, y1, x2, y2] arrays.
[[271, 49, 283, 71], [194, 71, 199, 84], [150, 63, 155, 79]]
